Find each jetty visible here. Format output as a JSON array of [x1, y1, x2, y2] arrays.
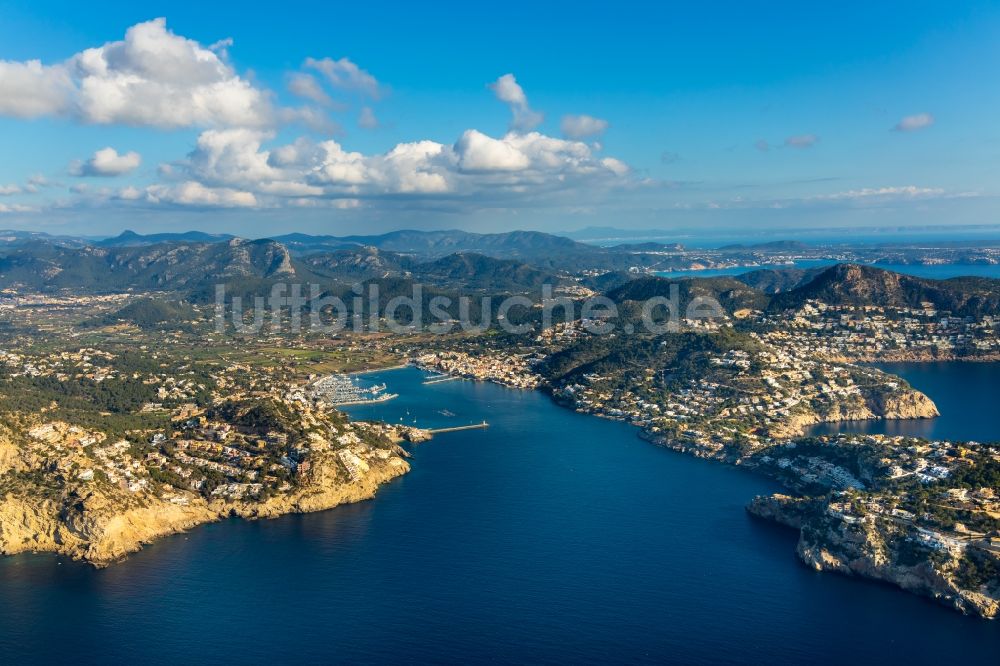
[[423, 375, 461, 385], [427, 421, 489, 434]]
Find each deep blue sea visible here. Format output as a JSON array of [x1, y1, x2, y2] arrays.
[[1, 366, 998, 663]]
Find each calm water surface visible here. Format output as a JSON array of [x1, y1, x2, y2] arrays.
[[1, 366, 997, 663]]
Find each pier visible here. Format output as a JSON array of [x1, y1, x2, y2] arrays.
[[427, 421, 489, 434], [423, 375, 462, 385]]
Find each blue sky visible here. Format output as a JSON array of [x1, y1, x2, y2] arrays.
[[0, 0, 998, 236]]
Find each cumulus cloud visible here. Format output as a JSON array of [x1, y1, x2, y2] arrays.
[[185, 129, 284, 188], [489, 74, 543, 132], [0, 18, 274, 128], [148, 126, 631, 210], [71, 147, 141, 177], [455, 130, 531, 171], [144, 181, 257, 207], [893, 113, 934, 132], [0, 184, 23, 195], [784, 134, 818, 149], [117, 186, 143, 200], [560, 114, 608, 139], [305, 57, 383, 98], [0, 60, 75, 117]]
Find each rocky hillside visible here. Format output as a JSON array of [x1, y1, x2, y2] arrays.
[[0, 238, 298, 292], [0, 416, 412, 567], [748, 494, 1000, 619], [768, 263, 1000, 317], [606, 275, 771, 314]]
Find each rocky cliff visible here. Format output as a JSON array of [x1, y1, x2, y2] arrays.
[[870, 389, 941, 420], [748, 494, 1000, 619], [768, 386, 938, 439], [0, 443, 409, 567]]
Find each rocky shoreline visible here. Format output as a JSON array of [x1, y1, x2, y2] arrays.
[[747, 495, 999, 619], [0, 434, 414, 567]]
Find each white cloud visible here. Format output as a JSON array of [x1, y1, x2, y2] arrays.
[[893, 113, 934, 132], [144, 181, 257, 207], [305, 57, 383, 98], [811, 185, 947, 201], [267, 137, 321, 168], [71, 147, 141, 177], [0, 60, 75, 117], [560, 114, 608, 139], [0, 184, 23, 195], [287, 72, 333, 106], [376, 141, 452, 193], [358, 106, 379, 129], [117, 186, 143, 200], [784, 134, 818, 149], [0, 18, 274, 128], [0, 203, 35, 213], [601, 158, 630, 177], [158, 126, 631, 208], [186, 128, 282, 187], [489, 73, 543, 132], [490, 73, 528, 106], [279, 106, 340, 134], [455, 130, 531, 171]]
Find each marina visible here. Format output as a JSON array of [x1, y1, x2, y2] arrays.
[[310, 374, 399, 406]]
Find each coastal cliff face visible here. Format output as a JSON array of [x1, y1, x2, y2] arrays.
[[228, 445, 410, 520], [869, 389, 940, 420], [748, 495, 1000, 619], [768, 386, 939, 439], [0, 440, 409, 567]]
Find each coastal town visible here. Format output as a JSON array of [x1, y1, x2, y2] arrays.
[[760, 300, 1000, 361], [414, 350, 542, 389]]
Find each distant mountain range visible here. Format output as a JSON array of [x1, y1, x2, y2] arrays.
[[0, 238, 296, 293], [1, 229, 998, 318], [0, 229, 692, 274], [96, 230, 236, 247]]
